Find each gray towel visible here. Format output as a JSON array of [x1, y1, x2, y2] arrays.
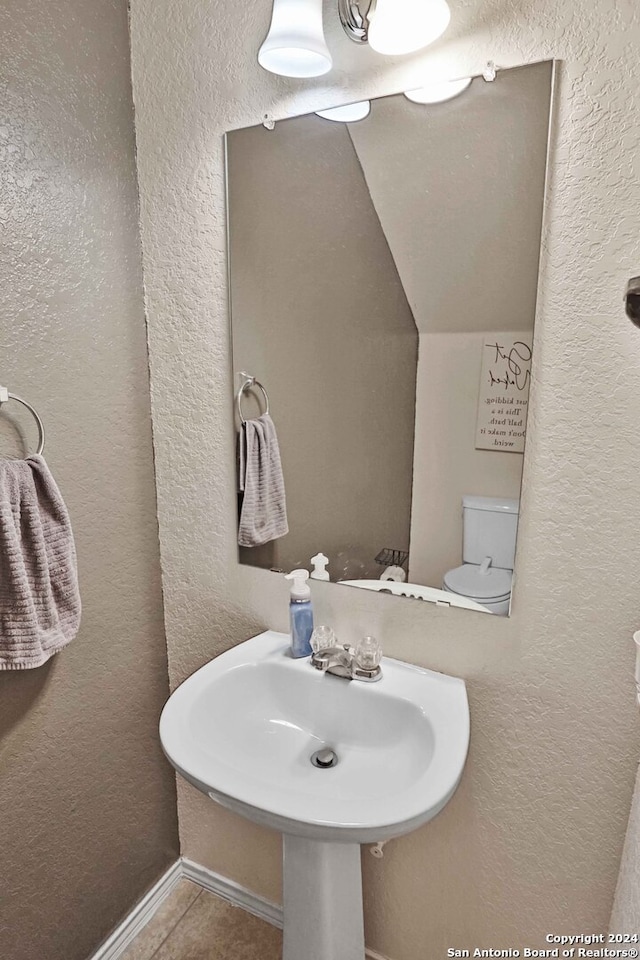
[[238, 414, 289, 548], [0, 455, 81, 670]]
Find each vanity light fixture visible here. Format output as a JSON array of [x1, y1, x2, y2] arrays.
[[404, 76, 472, 104], [351, 0, 451, 56], [315, 100, 371, 121], [258, 0, 333, 78], [259, 0, 451, 77]]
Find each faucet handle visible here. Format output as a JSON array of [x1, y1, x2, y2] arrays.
[[355, 636, 382, 671], [310, 625, 336, 654]]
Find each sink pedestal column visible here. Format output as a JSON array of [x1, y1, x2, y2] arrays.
[[282, 835, 364, 960]]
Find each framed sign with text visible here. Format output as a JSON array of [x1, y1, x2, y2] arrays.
[[475, 334, 532, 453]]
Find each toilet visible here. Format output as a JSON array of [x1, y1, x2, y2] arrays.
[[443, 496, 520, 616]]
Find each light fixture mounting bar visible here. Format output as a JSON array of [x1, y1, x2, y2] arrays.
[[338, 0, 376, 43]]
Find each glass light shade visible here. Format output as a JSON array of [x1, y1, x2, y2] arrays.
[[404, 76, 472, 103], [258, 0, 333, 78], [367, 0, 451, 56], [316, 100, 371, 122]]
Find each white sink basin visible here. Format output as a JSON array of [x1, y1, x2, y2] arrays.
[[160, 631, 469, 960], [160, 630, 469, 842], [340, 578, 491, 613]]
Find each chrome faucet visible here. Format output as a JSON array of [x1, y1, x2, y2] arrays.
[[310, 630, 383, 683]]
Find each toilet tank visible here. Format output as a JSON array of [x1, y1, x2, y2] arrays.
[[462, 496, 520, 569]]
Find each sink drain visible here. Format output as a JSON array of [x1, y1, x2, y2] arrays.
[[310, 748, 338, 769]]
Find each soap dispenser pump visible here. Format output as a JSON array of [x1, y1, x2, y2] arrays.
[[284, 568, 315, 658]]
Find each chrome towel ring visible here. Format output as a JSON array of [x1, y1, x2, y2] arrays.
[[0, 387, 46, 456], [236, 373, 270, 425]]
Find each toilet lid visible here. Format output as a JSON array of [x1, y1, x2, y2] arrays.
[[443, 564, 512, 602]]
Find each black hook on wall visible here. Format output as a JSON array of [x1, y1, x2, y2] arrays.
[[625, 277, 640, 327]]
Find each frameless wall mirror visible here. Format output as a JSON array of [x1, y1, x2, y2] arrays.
[[227, 60, 555, 616]]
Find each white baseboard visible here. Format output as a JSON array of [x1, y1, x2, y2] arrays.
[[90, 859, 183, 960], [89, 856, 391, 960], [180, 857, 283, 929]]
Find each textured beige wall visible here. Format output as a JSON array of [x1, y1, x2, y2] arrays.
[[228, 116, 418, 580], [410, 332, 524, 587], [0, 2, 179, 959], [129, 0, 640, 957]]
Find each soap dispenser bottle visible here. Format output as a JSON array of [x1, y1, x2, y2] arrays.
[[310, 552, 330, 581], [284, 568, 314, 658]]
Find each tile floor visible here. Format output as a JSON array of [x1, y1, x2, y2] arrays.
[[120, 879, 282, 960]]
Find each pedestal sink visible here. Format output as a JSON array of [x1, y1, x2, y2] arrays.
[[160, 630, 470, 960]]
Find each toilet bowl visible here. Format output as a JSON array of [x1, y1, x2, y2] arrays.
[[442, 496, 519, 617], [443, 563, 512, 616]]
